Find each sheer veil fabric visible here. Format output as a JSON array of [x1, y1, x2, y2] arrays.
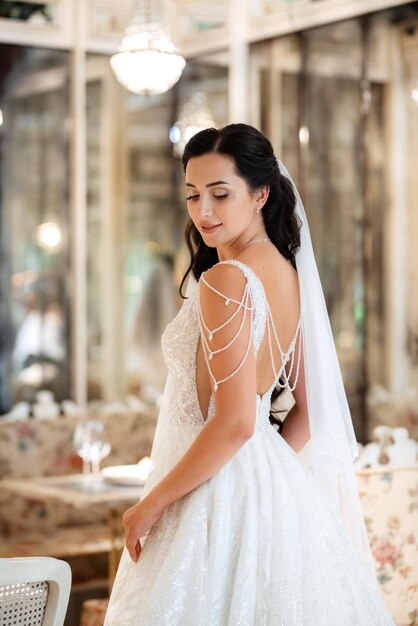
[[148, 159, 376, 582], [277, 160, 376, 581]]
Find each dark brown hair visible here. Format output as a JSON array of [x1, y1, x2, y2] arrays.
[[179, 123, 301, 297]]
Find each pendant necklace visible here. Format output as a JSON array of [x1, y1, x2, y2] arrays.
[[231, 237, 270, 260]]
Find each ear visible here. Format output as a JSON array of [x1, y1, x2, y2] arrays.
[[256, 186, 270, 209]]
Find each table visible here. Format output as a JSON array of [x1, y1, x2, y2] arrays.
[[0, 473, 145, 587], [0, 473, 144, 507]]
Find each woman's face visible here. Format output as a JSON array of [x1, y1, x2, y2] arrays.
[[185, 153, 263, 248]]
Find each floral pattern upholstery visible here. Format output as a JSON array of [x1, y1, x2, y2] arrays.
[[0, 410, 157, 480], [356, 467, 418, 626]]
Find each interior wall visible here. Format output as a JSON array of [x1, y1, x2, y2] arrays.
[[252, 8, 418, 441]]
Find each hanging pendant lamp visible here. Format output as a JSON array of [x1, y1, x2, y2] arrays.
[[110, 0, 186, 96]]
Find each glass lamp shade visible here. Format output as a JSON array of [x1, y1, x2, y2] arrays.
[[110, 24, 186, 95]]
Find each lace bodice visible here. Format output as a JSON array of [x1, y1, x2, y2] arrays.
[[161, 260, 302, 431]]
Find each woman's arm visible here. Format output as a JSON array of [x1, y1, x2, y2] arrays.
[[124, 404, 253, 561], [280, 405, 310, 453], [280, 337, 311, 453], [144, 407, 252, 511], [123, 264, 257, 560], [149, 263, 257, 508]]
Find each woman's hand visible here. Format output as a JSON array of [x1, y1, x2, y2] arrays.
[[122, 493, 164, 562]]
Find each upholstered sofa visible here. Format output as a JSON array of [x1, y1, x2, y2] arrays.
[[356, 466, 418, 626]]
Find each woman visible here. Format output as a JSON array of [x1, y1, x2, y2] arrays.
[[105, 124, 395, 625]]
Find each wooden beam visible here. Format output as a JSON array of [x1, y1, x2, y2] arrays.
[[247, 0, 412, 44], [179, 0, 411, 58]]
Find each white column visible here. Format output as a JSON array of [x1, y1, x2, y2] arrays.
[[385, 25, 408, 392], [228, 0, 250, 123], [100, 64, 126, 400], [70, 0, 87, 405]]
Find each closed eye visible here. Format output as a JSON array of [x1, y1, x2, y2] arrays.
[[185, 193, 228, 201]]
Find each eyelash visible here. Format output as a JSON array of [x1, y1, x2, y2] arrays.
[[185, 194, 228, 201]]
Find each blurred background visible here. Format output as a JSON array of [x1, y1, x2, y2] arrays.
[[0, 0, 417, 440], [0, 2, 417, 624]]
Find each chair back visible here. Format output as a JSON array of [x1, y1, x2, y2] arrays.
[[356, 465, 418, 626], [0, 556, 71, 626]]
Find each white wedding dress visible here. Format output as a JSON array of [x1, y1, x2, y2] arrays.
[[105, 260, 395, 626]]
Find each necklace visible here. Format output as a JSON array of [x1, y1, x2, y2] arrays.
[[231, 237, 270, 260]]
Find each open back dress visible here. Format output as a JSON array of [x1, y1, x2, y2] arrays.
[[105, 259, 395, 626]]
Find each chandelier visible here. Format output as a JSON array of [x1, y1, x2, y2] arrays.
[[110, 0, 186, 96]]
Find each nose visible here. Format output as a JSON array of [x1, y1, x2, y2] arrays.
[[196, 195, 213, 218]]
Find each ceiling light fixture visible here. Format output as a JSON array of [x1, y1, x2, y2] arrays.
[[110, 0, 186, 96]]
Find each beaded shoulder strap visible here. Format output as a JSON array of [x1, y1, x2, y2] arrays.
[[198, 265, 254, 392], [230, 260, 303, 393], [198, 260, 302, 393]]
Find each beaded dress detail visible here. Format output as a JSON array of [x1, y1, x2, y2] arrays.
[[105, 260, 395, 626]]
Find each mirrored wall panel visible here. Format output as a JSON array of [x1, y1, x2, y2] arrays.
[[0, 44, 71, 413], [254, 11, 418, 439], [86, 56, 228, 403]]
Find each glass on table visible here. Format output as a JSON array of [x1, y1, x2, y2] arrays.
[[73, 420, 111, 481]]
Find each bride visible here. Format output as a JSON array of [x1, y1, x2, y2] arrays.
[[104, 123, 395, 625]]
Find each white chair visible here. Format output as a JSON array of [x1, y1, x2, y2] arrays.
[[0, 557, 71, 626]]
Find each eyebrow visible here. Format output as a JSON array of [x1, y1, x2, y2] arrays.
[[185, 180, 230, 188]]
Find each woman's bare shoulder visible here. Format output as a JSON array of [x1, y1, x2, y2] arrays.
[[237, 245, 298, 288]]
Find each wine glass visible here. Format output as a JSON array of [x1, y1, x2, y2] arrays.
[[73, 420, 111, 480]]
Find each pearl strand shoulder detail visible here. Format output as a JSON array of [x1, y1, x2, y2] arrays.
[[198, 271, 255, 391], [198, 261, 302, 394]]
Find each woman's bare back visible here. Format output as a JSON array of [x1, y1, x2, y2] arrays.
[[195, 245, 302, 419]]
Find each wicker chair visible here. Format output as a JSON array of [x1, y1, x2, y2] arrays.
[[0, 556, 71, 626]]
